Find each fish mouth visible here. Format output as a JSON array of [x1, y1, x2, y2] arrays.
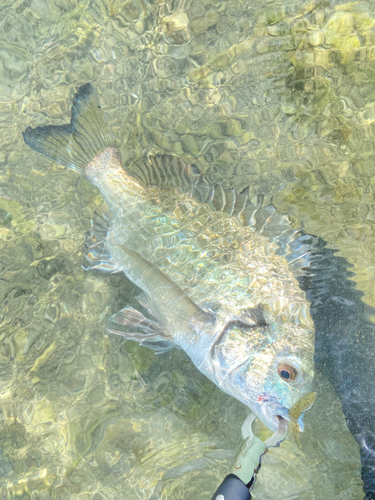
[[260, 399, 289, 431], [257, 398, 305, 432]]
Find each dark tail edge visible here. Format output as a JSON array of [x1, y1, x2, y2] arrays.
[[23, 83, 114, 174]]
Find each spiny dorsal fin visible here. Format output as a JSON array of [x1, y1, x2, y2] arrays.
[[129, 155, 200, 195], [128, 154, 320, 277], [129, 154, 254, 220]]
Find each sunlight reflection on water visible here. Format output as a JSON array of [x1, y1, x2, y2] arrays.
[[1, 0, 375, 497]]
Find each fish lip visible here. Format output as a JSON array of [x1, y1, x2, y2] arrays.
[[257, 398, 291, 432], [259, 399, 307, 432]]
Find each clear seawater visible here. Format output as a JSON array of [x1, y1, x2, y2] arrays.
[[0, 0, 374, 498]]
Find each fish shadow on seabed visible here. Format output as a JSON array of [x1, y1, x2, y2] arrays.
[[294, 234, 375, 499]]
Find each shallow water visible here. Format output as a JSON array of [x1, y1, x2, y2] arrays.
[[0, 0, 375, 498]]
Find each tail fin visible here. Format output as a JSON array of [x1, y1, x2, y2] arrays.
[[22, 83, 114, 174]]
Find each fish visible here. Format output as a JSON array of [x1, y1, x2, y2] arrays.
[[22, 83, 315, 432]]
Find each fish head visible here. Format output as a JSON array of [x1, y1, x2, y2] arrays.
[[249, 341, 315, 432], [225, 322, 314, 432], [185, 303, 315, 433]]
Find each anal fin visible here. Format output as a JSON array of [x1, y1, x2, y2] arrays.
[[107, 306, 175, 353], [83, 243, 119, 273], [83, 203, 120, 273]]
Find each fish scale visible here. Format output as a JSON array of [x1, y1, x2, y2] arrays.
[[110, 198, 295, 311], [23, 83, 315, 432], [109, 182, 296, 305]]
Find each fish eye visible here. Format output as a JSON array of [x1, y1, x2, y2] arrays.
[[278, 362, 298, 382]]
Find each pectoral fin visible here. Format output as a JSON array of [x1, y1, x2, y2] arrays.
[[119, 245, 213, 335]]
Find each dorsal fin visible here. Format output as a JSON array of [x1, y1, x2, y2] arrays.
[[129, 155, 199, 194], [128, 154, 255, 220], [127, 154, 320, 277]]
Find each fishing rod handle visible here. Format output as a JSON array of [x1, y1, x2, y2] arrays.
[[211, 474, 251, 500]]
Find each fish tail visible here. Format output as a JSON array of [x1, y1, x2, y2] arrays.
[[22, 84, 114, 175]]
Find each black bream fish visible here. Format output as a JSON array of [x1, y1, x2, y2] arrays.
[[23, 83, 315, 432]]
